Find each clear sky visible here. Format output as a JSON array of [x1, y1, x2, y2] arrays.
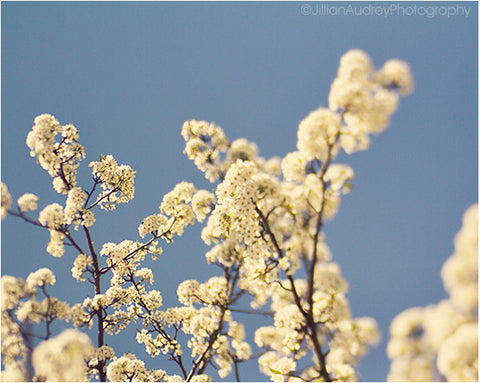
[[1, 2, 478, 381]]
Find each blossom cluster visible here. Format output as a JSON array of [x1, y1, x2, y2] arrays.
[[387, 204, 478, 382], [182, 119, 282, 183], [32, 329, 94, 381], [329, 50, 412, 153], [89, 154, 135, 210], [253, 266, 380, 382], [26, 114, 85, 194], [1, 182, 12, 220]]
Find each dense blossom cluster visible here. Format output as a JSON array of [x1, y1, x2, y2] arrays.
[[89, 155, 135, 210], [17, 193, 39, 213], [26, 114, 85, 194], [33, 329, 94, 381], [38, 203, 67, 257], [64, 187, 95, 228], [328, 50, 411, 153], [7, 49, 473, 383], [181, 120, 282, 183], [1, 182, 12, 220], [387, 204, 478, 382]]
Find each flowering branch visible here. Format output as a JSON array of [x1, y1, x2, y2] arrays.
[[0, 49, 423, 382]]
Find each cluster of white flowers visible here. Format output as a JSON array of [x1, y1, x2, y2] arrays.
[[191, 190, 216, 222], [177, 276, 230, 307], [1, 182, 12, 220], [375, 59, 414, 96], [65, 187, 95, 228], [281, 151, 309, 183], [9, 269, 70, 326], [326, 317, 381, 381], [38, 203, 66, 257], [211, 160, 262, 244], [1, 276, 30, 379], [71, 253, 93, 281], [138, 213, 170, 238], [252, 264, 380, 382], [25, 267, 56, 289], [138, 183, 215, 244], [106, 352, 171, 382], [126, 269, 255, 380], [100, 240, 147, 286], [89, 154, 135, 210], [387, 204, 478, 382], [441, 204, 478, 318], [17, 192, 39, 213], [159, 181, 197, 237], [182, 120, 229, 182], [328, 50, 412, 154], [32, 329, 94, 381], [26, 114, 85, 194], [297, 108, 341, 162], [182, 308, 244, 378], [182, 119, 282, 183]]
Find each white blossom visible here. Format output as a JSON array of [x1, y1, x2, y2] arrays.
[[71, 253, 93, 281], [38, 203, 64, 229], [1, 276, 26, 311], [375, 59, 414, 96], [297, 107, 341, 162], [191, 190, 215, 222], [182, 120, 229, 181], [65, 187, 86, 225], [32, 329, 94, 381], [26, 114, 85, 194], [89, 154, 135, 210], [281, 151, 308, 182], [1, 362, 28, 382], [25, 268, 56, 290], [1, 182, 12, 220], [17, 193, 38, 213], [441, 203, 478, 317], [437, 323, 478, 381], [138, 213, 169, 238]]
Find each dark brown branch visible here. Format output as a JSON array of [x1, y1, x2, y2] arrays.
[[83, 226, 106, 382]]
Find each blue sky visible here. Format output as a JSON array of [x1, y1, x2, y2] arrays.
[[1, 2, 478, 381]]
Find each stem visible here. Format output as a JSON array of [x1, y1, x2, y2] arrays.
[[101, 218, 177, 274], [233, 358, 241, 382], [83, 226, 106, 382], [8, 210, 87, 256], [228, 308, 273, 316], [307, 133, 339, 314], [83, 178, 101, 208], [85, 186, 121, 210], [8, 210, 49, 229]]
